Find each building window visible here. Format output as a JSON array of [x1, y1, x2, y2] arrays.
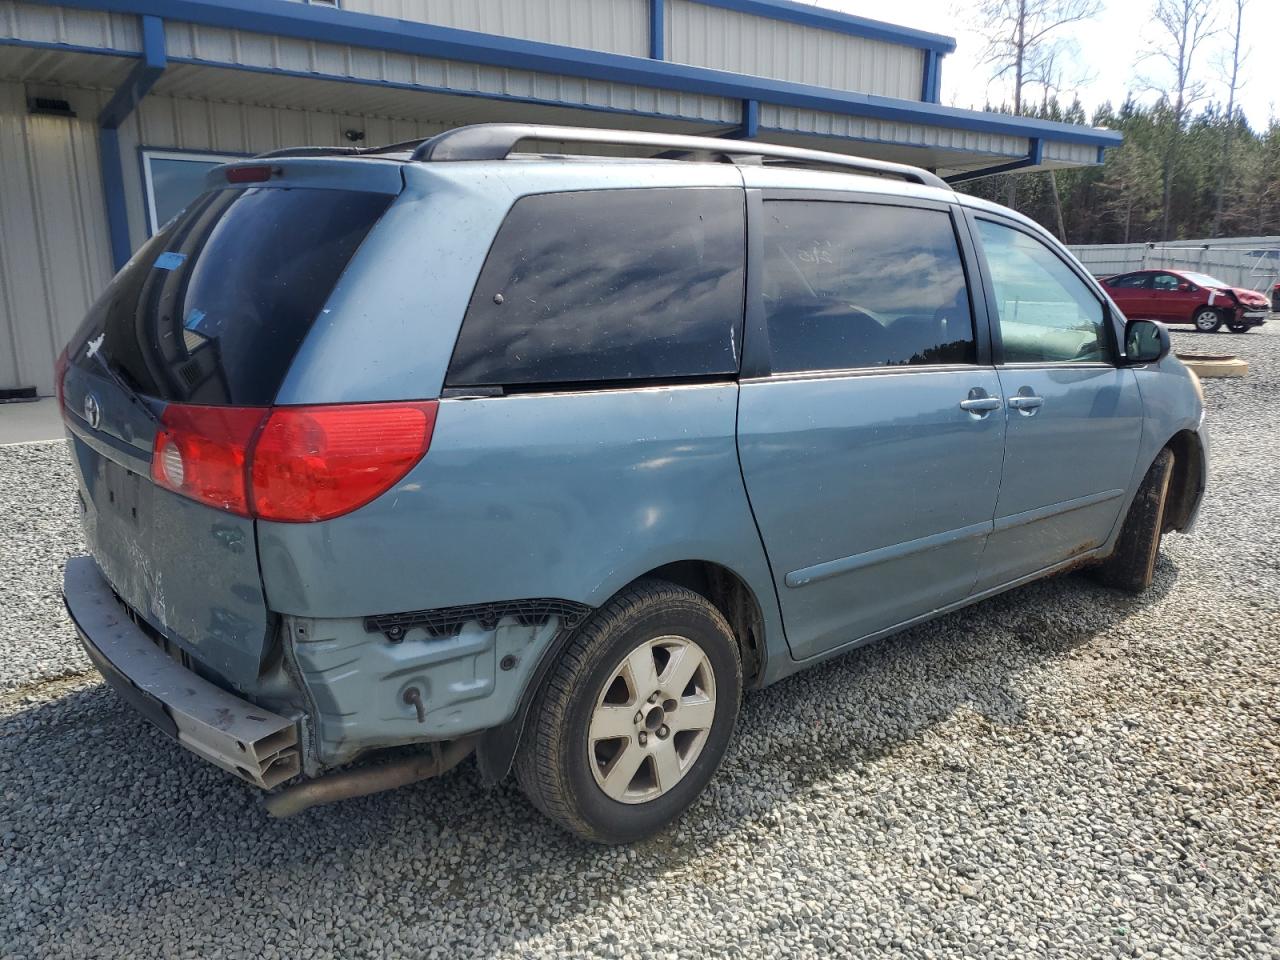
[[141, 149, 241, 234]]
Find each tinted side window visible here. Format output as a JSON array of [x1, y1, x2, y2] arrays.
[[760, 201, 976, 373], [1110, 273, 1151, 289], [446, 188, 745, 387], [975, 218, 1113, 364], [1153, 273, 1181, 291]]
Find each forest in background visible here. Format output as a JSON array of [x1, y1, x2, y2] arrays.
[[952, 0, 1277, 245], [957, 98, 1280, 245]]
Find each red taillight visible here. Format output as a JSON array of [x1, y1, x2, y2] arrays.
[[225, 165, 273, 183], [54, 346, 69, 414], [251, 402, 437, 522], [151, 405, 266, 515], [149, 401, 437, 522]]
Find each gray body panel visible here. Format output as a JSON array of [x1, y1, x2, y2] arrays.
[[976, 365, 1144, 591], [737, 367, 1005, 661]]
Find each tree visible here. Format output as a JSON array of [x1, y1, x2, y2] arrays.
[[1210, 0, 1248, 236], [973, 0, 1101, 214], [1144, 0, 1218, 240]]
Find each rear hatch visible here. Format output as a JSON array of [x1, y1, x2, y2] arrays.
[[60, 162, 398, 688]]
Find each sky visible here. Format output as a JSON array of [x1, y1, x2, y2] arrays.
[[818, 0, 1278, 130]]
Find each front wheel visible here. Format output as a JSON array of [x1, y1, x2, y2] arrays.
[[1193, 308, 1223, 332], [1226, 321, 1251, 333], [515, 580, 741, 844]]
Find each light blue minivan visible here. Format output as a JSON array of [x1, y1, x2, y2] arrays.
[[59, 124, 1207, 843]]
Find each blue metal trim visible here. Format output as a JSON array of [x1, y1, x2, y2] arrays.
[[96, 14, 166, 270], [39, 0, 1122, 148], [99, 126, 133, 270], [689, 0, 955, 53], [1096, 145, 1107, 165], [920, 51, 939, 103], [97, 14, 165, 127], [945, 137, 1045, 184], [726, 98, 760, 139], [649, 0, 664, 59], [931, 55, 943, 102]]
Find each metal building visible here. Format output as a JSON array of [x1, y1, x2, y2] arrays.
[[0, 0, 1122, 396]]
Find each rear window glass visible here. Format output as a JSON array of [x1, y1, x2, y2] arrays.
[[446, 188, 745, 388], [72, 186, 392, 406], [761, 201, 976, 373]]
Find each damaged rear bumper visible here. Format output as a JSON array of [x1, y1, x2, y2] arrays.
[[63, 556, 300, 789]]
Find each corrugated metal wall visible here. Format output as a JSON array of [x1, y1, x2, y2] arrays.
[[161, 22, 738, 128], [760, 104, 1028, 163], [665, 0, 924, 100], [0, 81, 113, 395], [323, 0, 649, 56], [0, 0, 140, 51]]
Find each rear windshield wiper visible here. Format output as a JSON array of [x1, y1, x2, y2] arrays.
[[81, 333, 162, 428]]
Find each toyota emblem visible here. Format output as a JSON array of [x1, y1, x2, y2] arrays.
[[83, 393, 102, 430]]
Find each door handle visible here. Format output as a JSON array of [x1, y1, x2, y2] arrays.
[[959, 397, 1002, 413], [1007, 395, 1044, 412]]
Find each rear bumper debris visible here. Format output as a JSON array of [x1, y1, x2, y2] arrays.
[[63, 555, 300, 789]]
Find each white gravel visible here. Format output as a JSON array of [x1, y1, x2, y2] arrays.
[[2, 327, 1278, 959]]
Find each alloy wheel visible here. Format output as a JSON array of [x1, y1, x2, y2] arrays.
[[587, 635, 716, 804]]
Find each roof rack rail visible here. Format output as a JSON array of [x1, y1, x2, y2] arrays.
[[408, 123, 950, 190]]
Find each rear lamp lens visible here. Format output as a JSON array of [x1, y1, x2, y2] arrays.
[[149, 401, 438, 522]]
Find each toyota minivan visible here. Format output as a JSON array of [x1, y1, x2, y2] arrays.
[[59, 124, 1208, 843]]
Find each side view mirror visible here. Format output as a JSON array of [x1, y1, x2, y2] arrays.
[[1177, 281, 1192, 292], [1124, 318, 1171, 364]]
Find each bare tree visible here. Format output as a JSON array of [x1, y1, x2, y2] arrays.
[[974, 0, 1101, 210], [1144, 0, 1218, 240], [977, 0, 1100, 114], [1210, 0, 1248, 236]]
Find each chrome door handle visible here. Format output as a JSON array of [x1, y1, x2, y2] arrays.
[[959, 397, 1003, 412], [1007, 395, 1044, 411]]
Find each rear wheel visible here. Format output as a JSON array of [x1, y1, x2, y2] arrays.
[[1091, 449, 1174, 593], [1226, 320, 1251, 333], [515, 580, 741, 844], [1193, 308, 1223, 332]]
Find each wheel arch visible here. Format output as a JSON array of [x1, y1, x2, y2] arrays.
[[1161, 428, 1207, 532], [475, 559, 770, 785]]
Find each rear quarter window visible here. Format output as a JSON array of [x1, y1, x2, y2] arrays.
[[73, 186, 393, 406], [445, 188, 746, 388]]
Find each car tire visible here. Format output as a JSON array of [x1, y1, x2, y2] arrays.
[[515, 579, 741, 844], [1091, 449, 1174, 594], [1226, 321, 1251, 333], [1193, 308, 1223, 332]]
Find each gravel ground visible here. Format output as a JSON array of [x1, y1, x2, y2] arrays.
[[2, 327, 1277, 959]]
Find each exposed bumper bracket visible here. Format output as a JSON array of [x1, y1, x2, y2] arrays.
[[63, 556, 301, 789]]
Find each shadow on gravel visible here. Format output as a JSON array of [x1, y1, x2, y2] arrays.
[[1, 559, 1178, 954]]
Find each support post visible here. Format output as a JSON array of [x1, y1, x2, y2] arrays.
[[98, 14, 166, 270], [649, 0, 664, 60]]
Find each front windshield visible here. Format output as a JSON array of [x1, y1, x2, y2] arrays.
[[1181, 272, 1230, 289]]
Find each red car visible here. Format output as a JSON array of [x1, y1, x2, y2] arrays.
[[1100, 269, 1270, 333]]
